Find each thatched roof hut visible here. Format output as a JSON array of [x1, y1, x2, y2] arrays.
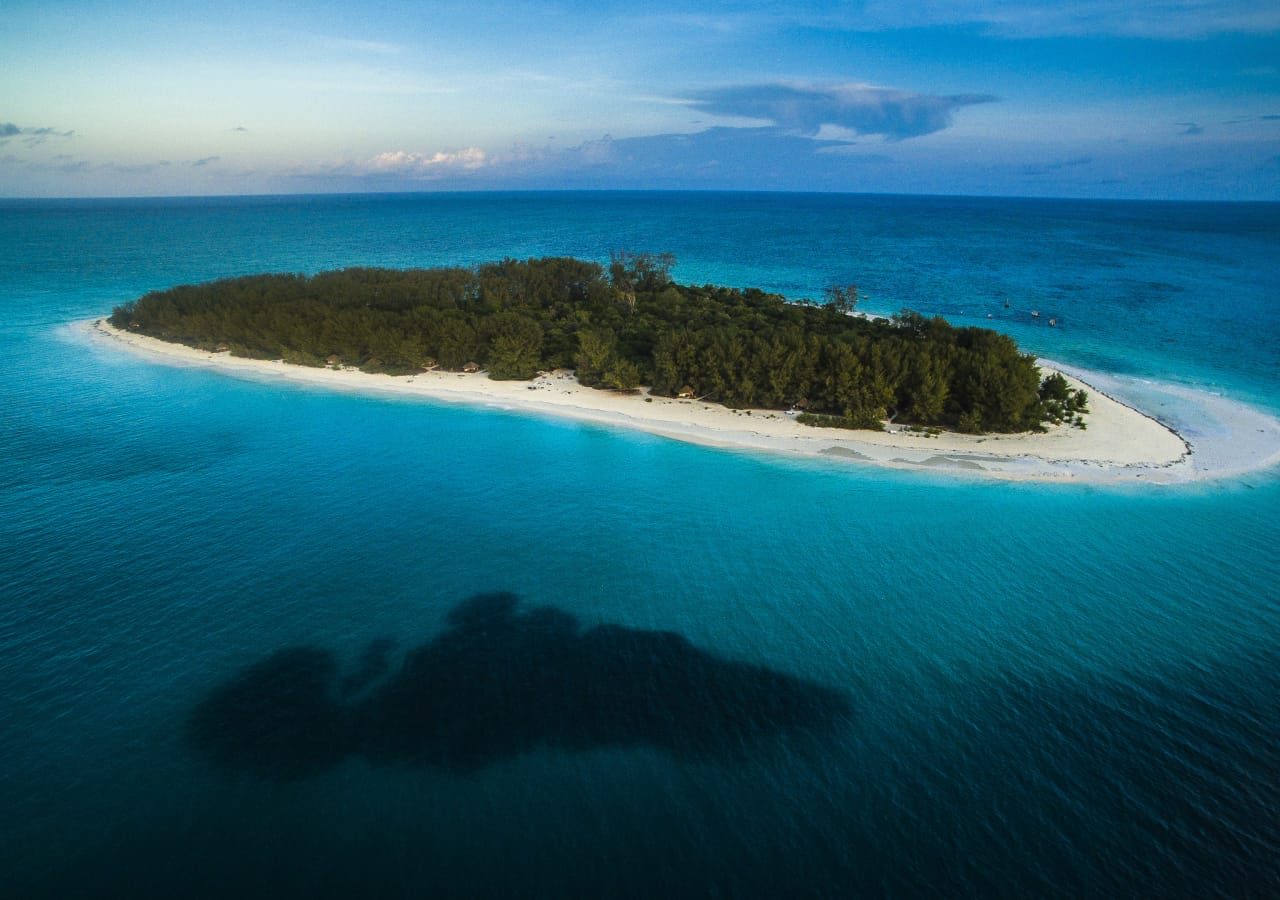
[[676, 385, 696, 399], [462, 361, 481, 373]]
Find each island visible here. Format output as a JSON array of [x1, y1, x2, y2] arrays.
[[108, 255, 1089, 434], [90, 254, 1264, 483]]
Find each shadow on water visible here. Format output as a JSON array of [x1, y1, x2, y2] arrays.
[[188, 593, 851, 779]]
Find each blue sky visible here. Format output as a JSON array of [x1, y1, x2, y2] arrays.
[[2, 1, 1278, 199]]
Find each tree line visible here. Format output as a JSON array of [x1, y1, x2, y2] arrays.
[[111, 255, 1081, 433]]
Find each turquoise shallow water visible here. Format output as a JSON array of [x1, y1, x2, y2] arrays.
[[2, 192, 1279, 897]]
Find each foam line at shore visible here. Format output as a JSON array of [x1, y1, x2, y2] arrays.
[[79, 319, 1280, 484]]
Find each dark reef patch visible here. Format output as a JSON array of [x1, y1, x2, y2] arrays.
[[188, 647, 347, 780], [340, 636, 395, 697], [188, 592, 851, 779]]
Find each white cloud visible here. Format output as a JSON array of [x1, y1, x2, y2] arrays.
[[365, 148, 488, 176]]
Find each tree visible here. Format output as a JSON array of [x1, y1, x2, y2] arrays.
[[610, 251, 676, 312], [1039, 372, 1070, 402], [824, 283, 859, 315], [486, 312, 543, 380], [603, 359, 642, 391], [906, 353, 950, 422], [435, 318, 478, 370], [956, 409, 983, 434], [574, 327, 617, 386]]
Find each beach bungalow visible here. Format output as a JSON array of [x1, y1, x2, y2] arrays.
[[325, 354, 341, 367], [677, 385, 696, 399], [462, 361, 481, 373]]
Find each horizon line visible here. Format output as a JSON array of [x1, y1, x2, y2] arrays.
[[2, 186, 1277, 206]]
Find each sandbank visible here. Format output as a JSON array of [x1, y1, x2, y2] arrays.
[[81, 319, 1280, 484]]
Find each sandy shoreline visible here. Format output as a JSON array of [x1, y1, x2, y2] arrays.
[[81, 319, 1280, 484]]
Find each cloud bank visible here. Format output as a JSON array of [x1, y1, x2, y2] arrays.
[[842, 0, 1280, 39], [280, 79, 992, 193], [0, 122, 75, 145], [687, 84, 996, 140]]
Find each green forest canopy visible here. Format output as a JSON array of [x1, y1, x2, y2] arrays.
[[110, 255, 1086, 434]]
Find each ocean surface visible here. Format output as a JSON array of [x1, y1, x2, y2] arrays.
[[2, 191, 1278, 898]]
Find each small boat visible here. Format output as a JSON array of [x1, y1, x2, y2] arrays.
[[1003, 299, 1010, 309], [1048, 318, 1057, 327], [1031, 310, 1040, 318]]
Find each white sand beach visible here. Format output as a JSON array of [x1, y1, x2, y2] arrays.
[[83, 319, 1280, 484]]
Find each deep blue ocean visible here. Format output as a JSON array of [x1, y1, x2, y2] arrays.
[[2, 192, 1278, 898]]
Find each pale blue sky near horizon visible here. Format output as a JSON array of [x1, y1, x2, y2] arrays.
[[2, 1, 1278, 200]]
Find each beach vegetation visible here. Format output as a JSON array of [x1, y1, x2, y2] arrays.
[[1037, 373, 1091, 428], [110, 257, 1074, 434], [823, 283, 858, 314]]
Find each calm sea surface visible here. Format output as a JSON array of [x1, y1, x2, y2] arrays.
[[2, 192, 1278, 897]]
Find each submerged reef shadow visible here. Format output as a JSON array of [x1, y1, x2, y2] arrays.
[[188, 593, 851, 779]]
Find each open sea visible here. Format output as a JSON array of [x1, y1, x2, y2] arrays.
[[2, 191, 1278, 898]]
